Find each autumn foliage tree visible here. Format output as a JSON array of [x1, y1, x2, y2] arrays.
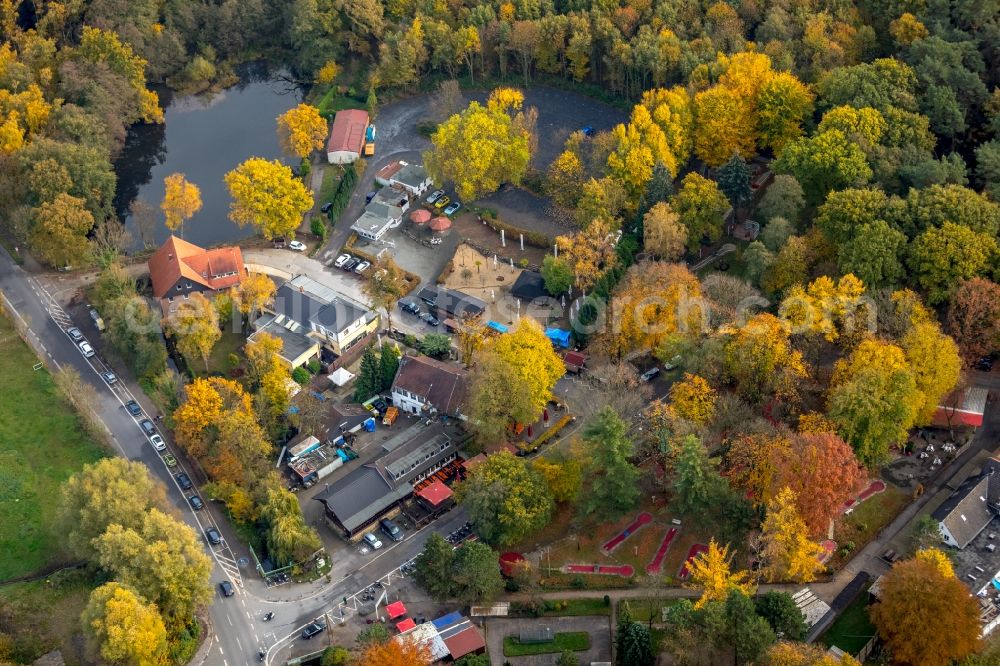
[[688, 539, 753, 608], [760, 488, 825, 583], [81, 582, 168, 666], [224, 157, 313, 240], [165, 292, 221, 372], [277, 103, 328, 160], [234, 272, 276, 324], [674, 173, 729, 252], [777, 433, 865, 536], [161, 173, 202, 237], [30, 193, 94, 268], [947, 278, 1000, 365], [669, 373, 717, 425], [352, 635, 432, 666], [722, 314, 808, 404], [643, 202, 687, 260], [869, 554, 981, 666]]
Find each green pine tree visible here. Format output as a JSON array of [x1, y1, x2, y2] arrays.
[[379, 343, 400, 390], [672, 435, 724, 515], [717, 154, 753, 211], [367, 87, 378, 120], [354, 346, 381, 402], [640, 161, 675, 215]]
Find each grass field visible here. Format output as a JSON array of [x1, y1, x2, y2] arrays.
[[202, 330, 246, 378], [0, 314, 106, 581], [511, 598, 612, 617], [820, 592, 876, 654], [503, 632, 590, 656]]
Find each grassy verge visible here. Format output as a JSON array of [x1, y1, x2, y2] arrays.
[[830, 486, 908, 568], [0, 313, 106, 581], [511, 597, 612, 617], [202, 330, 245, 378], [0, 567, 98, 664], [503, 632, 591, 656], [622, 598, 686, 623], [820, 592, 876, 654]]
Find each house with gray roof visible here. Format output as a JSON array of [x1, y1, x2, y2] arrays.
[[352, 200, 404, 241], [933, 458, 1000, 549], [313, 430, 457, 538]]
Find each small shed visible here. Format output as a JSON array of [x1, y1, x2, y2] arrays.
[[511, 270, 549, 300], [327, 109, 369, 164]]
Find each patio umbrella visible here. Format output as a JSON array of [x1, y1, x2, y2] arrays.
[[410, 208, 431, 224], [428, 216, 452, 232]]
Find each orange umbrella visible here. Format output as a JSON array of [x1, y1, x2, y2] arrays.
[[429, 216, 452, 232], [410, 208, 431, 224]]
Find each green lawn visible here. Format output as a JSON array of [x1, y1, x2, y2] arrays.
[[503, 632, 591, 656], [622, 598, 685, 623], [820, 592, 876, 655], [512, 597, 612, 617], [202, 330, 246, 378], [0, 315, 106, 581]]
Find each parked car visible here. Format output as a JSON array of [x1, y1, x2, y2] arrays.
[[149, 434, 165, 451], [139, 419, 157, 437], [175, 472, 193, 490], [272, 237, 286, 248], [205, 527, 222, 545], [301, 620, 327, 639], [380, 518, 404, 542], [640, 367, 660, 382], [354, 261, 371, 274], [101, 371, 117, 385], [420, 312, 440, 327], [67, 327, 84, 341], [219, 580, 234, 597], [426, 189, 445, 204], [443, 201, 461, 215], [581, 125, 596, 137], [343, 257, 360, 272], [88, 308, 105, 331], [320, 201, 333, 213], [434, 196, 450, 209], [399, 300, 420, 315], [125, 400, 142, 416], [334, 254, 352, 268], [372, 398, 389, 415], [663, 355, 682, 370], [363, 533, 383, 550], [188, 495, 204, 510], [365, 191, 378, 204], [974, 356, 994, 372], [78, 340, 95, 358], [163, 453, 178, 467], [288, 240, 306, 252]]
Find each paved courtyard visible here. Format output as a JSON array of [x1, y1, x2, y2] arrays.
[[483, 615, 612, 665]]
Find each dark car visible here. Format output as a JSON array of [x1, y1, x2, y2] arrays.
[[640, 367, 660, 382], [219, 580, 234, 597], [175, 472, 193, 491], [205, 527, 222, 545], [125, 400, 142, 416], [420, 312, 440, 327], [365, 191, 377, 204], [975, 356, 994, 372], [188, 495, 204, 510], [139, 418, 156, 437], [301, 620, 326, 639], [342, 257, 359, 272], [399, 300, 420, 315], [373, 398, 389, 415], [380, 518, 404, 542], [320, 201, 333, 213]]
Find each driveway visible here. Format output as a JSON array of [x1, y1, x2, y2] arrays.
[[484, 616, 612, 666]]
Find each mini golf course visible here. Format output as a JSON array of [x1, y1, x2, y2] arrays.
[[602, 512, 653, 553], [678, 543, 709, 580], [563, 563, 635, 577], [645, 527, 679, 574], [842, 479, 886, 513]]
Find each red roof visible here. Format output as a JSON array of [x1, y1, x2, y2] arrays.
[[327, 109, 368, 154], [564, 351, 586, 367], [148, 235, 245, 298], [442, 626, 486, 660], [386, 601, 407, 619], [416, 479, 453, 507], [396, 618, 416, 632], [933, 386, 988, 428]]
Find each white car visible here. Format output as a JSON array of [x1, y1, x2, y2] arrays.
[[78, 341, 95, 358], [288, 240, 306, 251], [363, 533, 383, 550], [149, 434, 166, 451], [354, 261, 371, 274], [67, 327, 84, 341], [426, 189, 445, 204], [101, 371, 118, 385], [334, 254, 351, 268], [664, 355, 682, 370]]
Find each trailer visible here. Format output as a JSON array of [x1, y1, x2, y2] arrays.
[[382, 406, 399, 426]]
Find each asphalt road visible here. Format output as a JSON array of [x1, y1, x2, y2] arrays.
[[0, 247, 469, 666]]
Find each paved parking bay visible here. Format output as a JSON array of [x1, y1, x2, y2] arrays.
[[483, 615, 612, 665]]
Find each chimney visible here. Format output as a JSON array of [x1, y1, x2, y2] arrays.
[[168, 254, 173, 260]]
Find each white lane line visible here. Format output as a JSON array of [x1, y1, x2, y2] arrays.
[[236, 638, 243, 654], [228, 614, 233, 626]]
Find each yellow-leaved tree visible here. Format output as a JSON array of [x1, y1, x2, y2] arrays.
[[668, 373, 717, 424], [687, 538, 753, 607], [722, 313, 808, 403], [81, 582, 168, 666], [901, 321, 961, 425], [235, 272, 276, 323], [30, 192, 94, 268], [164, 292, 220, 372], [315, 60, 340, 85], [490, 317, 565, 417], [424, 87, 532, 201], [779, 274, 866, 342], [161, 173, 202, 237], [555, 218, 620, 291], [761, 487, 825, 583], [277, 103, 328, 160], [224, 157, 312, 240], [914, 547, 954, 579]]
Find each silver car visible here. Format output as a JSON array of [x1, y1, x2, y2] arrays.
[[426, 189, 445, 204]]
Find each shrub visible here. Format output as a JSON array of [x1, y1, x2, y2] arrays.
[[603, 595, 611, 606], [292, 367, 310, 385], [311, 216, 327, 240], [571, 576, 586, 589]]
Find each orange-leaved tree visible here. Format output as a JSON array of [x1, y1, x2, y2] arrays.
[[352, 635, 432, 666]]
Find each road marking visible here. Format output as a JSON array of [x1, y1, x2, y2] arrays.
[[228, 614, 233, 626]]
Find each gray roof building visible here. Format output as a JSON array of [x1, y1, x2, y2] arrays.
[[934, 458, 1000, 549]]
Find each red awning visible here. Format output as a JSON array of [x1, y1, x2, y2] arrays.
[[396, 618, 417, 632], [386, 601, 407, 619], [416, 479, 454, 507]]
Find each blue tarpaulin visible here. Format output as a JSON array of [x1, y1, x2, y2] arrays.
[[545, 327, 571, 348], [432, 611, 463, 629], [487, 320, 508, 333]]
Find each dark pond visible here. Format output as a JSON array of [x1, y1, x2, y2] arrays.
[[113, 63, 304, 248]]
